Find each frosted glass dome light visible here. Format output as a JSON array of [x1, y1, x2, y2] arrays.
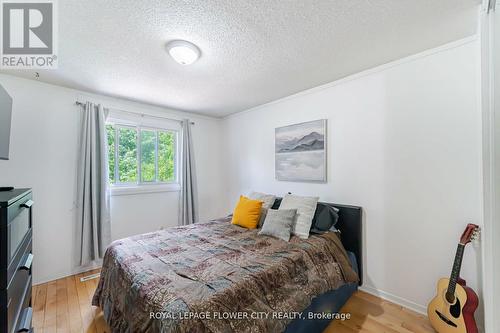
[[166, 40, 201, 65]]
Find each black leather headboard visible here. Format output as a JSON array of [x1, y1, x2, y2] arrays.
[[272, 198, 363, 286]]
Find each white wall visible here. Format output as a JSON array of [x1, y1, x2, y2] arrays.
[[222, 38, 483, 315], [0, 74, 226, 284]]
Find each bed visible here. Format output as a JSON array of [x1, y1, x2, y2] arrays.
[[92, 202, 362, 333]]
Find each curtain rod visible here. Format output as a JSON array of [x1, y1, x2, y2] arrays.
[[75, 101, 195, 125]]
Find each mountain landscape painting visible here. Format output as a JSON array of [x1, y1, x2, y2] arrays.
[[275, 119, 327, 182]]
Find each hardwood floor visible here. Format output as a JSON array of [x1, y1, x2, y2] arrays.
[[33, 269, 109, 333], [325, 291, 435, 333], [33, 270, 435, 333]]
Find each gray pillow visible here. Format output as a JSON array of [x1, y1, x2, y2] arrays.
[[258, 209, 297, 242], [279, 194, 319, 239], [248, 191, 277, 227], [247, 192, 276, 209]]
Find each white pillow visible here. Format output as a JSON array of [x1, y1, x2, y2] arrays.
[[279, 194, 319, 239], [248, 192, 277, 227]]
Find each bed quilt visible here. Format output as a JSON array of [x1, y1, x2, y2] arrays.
[[92, 216, 358, 333]]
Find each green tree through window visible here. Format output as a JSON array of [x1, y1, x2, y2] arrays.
[[118, 127, 138, 183], [106, 125, 176, 184], [158, 131, 175, 182], [141, 130, 156, 182]]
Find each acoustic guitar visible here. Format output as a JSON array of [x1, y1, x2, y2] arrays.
[[427, 224, 480, 333]]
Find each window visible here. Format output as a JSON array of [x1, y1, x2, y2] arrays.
[[106, 124, 178, 188]]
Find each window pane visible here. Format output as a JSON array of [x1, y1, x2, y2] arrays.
[[140, 130, 156, 182], [118, 127, 137, 183], [106, 124, 115, 184], [158, 131, 175, 182]]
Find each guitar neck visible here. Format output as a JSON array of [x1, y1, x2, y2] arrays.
[[447, 243, 465, 297]]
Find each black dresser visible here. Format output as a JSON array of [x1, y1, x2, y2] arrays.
[[0, 189, 33, 333]]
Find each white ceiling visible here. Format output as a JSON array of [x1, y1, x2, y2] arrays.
[[3, 0, 479, 117]]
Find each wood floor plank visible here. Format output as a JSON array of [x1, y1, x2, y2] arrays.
[[34, 271, 434, 333], [33, 283, 47, 333], [344, 314, 410, 333], [332, 322, 358, 333], [66, 275, 84, 333], [56, 277, 70, 333], [43, 280, 57, 333]]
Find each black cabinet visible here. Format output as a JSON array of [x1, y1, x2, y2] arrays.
[[0, 189, 33, 333]]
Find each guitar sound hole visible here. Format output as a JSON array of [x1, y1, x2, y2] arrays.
[[449, 298, 461, 318]]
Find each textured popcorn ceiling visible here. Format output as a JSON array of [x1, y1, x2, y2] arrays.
[[3, 0, 479, 117]]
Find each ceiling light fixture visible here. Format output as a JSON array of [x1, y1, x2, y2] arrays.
[[166, 40, 201, 65]]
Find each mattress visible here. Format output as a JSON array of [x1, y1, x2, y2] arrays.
[[92, 216, 358, 332]]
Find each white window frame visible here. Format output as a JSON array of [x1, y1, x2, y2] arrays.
[[106, 120, 180, 196]]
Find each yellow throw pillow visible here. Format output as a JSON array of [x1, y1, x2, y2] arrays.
[[231, 196, 263, 229]]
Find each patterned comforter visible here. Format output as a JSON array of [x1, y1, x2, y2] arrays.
[[92, 216, 358, 333]]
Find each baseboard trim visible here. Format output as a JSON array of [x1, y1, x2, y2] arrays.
[[360, 285, 427, 315]]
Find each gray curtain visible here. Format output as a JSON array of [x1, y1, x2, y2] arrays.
[[179, 119, 198, 225], [75, 102, 111, 266]]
